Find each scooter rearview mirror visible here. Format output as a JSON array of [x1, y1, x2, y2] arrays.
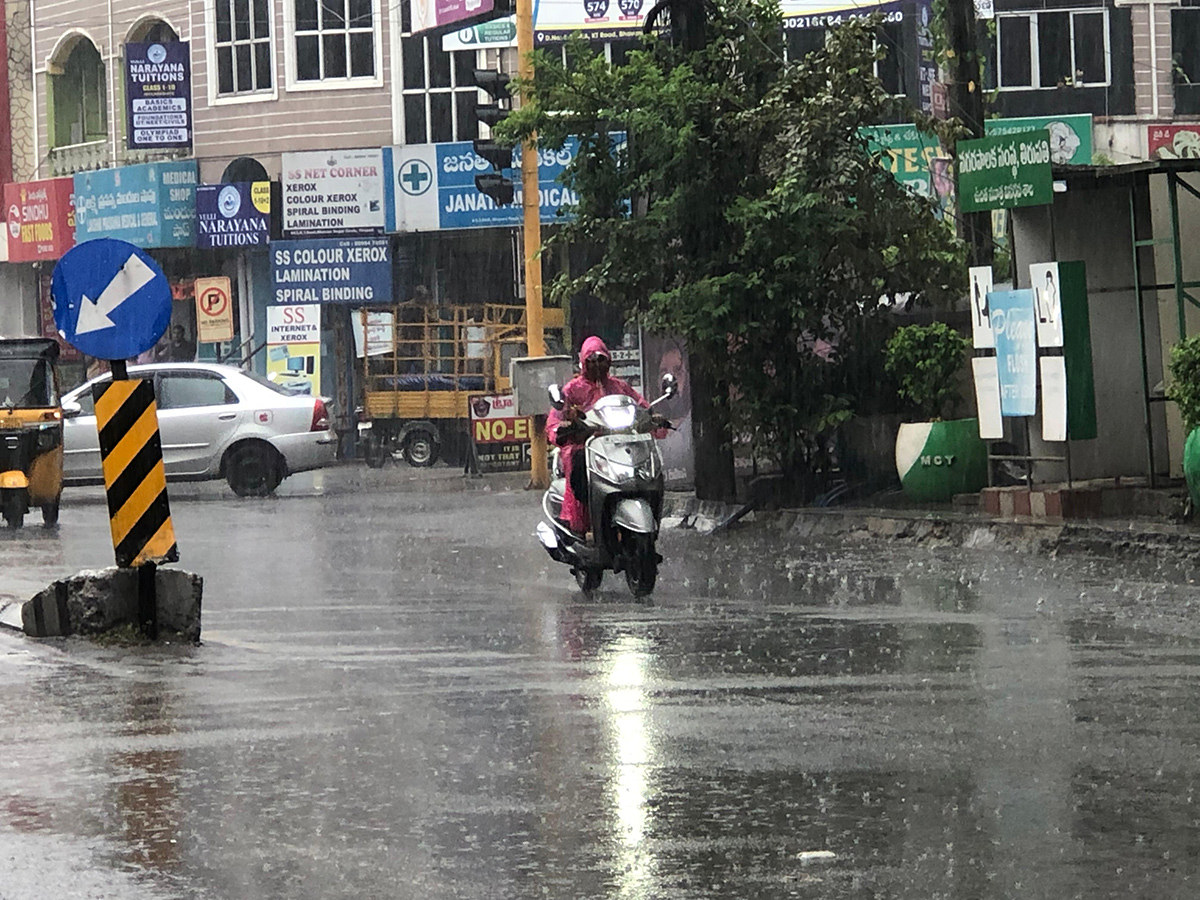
[[660, 373, 678, 399], [62, 401, 83, 419], [548, 384, 565, 411]]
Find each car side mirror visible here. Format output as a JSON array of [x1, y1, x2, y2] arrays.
[[62, 401, 83, 419], [548, 384, 565, 411], [660, 373, 678, 399]]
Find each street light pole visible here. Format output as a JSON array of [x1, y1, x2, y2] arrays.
[[516, 0, 549, 489]]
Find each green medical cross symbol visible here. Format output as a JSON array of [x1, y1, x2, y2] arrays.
[[400, 161, 432, 196]]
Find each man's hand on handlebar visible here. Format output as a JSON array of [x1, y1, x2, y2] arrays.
[[650, 413, 673, 431]]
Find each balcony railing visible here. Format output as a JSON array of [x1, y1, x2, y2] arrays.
[[47, 140, 110, 177]]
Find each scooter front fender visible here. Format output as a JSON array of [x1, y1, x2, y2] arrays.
[[612, 497, 657, 534]]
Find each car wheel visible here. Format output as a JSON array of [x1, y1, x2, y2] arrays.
[[403, 430, 439, 468], [227, 443, 283, 497]]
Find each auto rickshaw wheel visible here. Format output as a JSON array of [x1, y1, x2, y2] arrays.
[[2, 496, 25, 530], [42, 499, 60, 528]]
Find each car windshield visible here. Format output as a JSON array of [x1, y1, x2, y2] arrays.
[[0, 357, 56, 408]]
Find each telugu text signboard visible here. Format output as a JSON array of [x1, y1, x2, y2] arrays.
[[984, 115, 1091, 166], [281, 149, 385, 238], [196, 182, 270, 249], [73, 160, 198, 248], [957, 132, 1053, 213], [125, 42, 192, 150], [385, 138, 590, 232], [470, 393, 532, 473], [4, 177, 75, 261], [270, 237, 392, 305]]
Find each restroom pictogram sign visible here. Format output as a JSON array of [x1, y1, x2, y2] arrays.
[[194, 276, 235, 343]]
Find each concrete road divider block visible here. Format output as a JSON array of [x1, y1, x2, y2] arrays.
[[22, 568, 202, 641]]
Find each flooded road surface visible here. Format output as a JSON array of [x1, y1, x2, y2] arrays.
[[2, 467, 1200, 899]]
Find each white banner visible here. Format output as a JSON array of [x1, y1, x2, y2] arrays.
[[267, 304, 321, 344], [282, 149, 385, 237], [1040, 356, 1068, 441], [1029, 261, 1064, 349], [969, 265, 995, 350], [972, 356, 1004, 440]]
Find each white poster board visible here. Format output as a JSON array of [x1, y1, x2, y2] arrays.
[[1029, 262, 1064, 348], [1040, 356, 1068, 441], [971, 356, 1004, 439]]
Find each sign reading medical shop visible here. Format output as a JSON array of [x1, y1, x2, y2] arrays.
[[271, 237, 392, 305], [4, 177, 75, 261], [74, 160, 198, 248], [281, 149, 385, 238], [196, 182, 270, 249], [957, 132, 1053, 213], [125, 41, 192, 150]]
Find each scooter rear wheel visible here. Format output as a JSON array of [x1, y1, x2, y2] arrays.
[[574, 566, 603, 594], [2, 497, 25, 530]]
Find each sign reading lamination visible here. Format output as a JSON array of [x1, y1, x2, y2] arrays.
[[956, 132, 1053, 213], [282, 149, 385, 237], [270, 237, 392, 305]]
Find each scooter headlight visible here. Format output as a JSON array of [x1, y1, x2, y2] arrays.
[[593, 453, 636, 483]]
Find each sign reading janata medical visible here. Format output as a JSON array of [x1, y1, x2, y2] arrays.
[[281, 149, 385, 238], [125, 41, 192, 149]]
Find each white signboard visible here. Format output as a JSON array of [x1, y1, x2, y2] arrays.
[[352, 308, 394, 358], [1029, 261, 1064, 348], [194, 276, 235, 343], [969, 265, 995, 349], [972, 357, 1004, 440], [282, 149, 386, 237], [267, 303, 321, 344], [1040, 356, 1068, 441]]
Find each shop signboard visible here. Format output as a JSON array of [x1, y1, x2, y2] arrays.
[[957, 133, 1052, 213], [196, 182, 270, 249], [411, 0, 496, 33], [4, 177, 75, 261], [352, 308, 394, 357], [281, 149, 386, 238], [73, 160, 198, 248], [988, 289, 1038, 417], [1149, 124, 1200, 159], [385, 138, 589, 232], [470, 393, 532, 474], [984, 115, 1091, 166], [270, 237, 392, 304], [266, 304, 321, 395], [125, 41, 192, 150]]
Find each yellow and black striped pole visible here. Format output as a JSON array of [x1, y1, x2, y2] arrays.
[[93, 374, 178, 569]]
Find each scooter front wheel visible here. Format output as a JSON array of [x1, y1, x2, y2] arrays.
[[574, 566, 603, 595], [2, 495, 26, 530], [624, 532, 658, 598]]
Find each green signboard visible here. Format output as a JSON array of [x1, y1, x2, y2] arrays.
[[957, 132, 1053, 213], [984, 114, 1092, 166]]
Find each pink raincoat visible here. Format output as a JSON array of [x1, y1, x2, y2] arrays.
[[546, 336, 664, 534]]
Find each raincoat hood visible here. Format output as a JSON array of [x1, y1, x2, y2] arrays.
[[579, 336, 610, 368]]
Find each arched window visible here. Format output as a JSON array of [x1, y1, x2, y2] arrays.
[[50, 38, 107, 147], [130, 20, 180, 43]]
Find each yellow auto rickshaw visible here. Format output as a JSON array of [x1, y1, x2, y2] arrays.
[[0, 338, 63, 529]]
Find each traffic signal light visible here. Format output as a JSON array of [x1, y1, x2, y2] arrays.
[[473, 68, 515, 206]]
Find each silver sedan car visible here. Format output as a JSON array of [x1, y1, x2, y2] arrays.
[[62, 363, 337, 496]]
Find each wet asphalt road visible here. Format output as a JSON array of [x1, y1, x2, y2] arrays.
[[3, 466, 1200, 899]]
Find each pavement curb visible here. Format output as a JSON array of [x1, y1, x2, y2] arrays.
[[664, 495, 1200, 574]]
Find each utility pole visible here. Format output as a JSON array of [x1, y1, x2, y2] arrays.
[[944, 0, 993, 267], [516, 0, 548, 489]]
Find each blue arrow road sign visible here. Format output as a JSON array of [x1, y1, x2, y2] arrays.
[[51, 239, 173, 360]]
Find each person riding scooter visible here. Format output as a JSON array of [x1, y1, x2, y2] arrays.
[[547, 336, 670, 535]]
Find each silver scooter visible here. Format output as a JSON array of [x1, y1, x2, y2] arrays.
[[535, 374, 677, 598]]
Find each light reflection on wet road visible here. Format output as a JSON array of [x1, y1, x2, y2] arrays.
[[2, 468, 1200, 898]]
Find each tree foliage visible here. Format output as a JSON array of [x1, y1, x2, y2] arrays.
[[502, 3, 967, 493], [884, 322, 971, 421]]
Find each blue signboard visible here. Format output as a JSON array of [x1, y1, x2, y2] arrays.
[[270, 237, 392, 304], [196, 182, 270, 249], [125, 41, 192, 150], [51, 239, 173, 360], [74, 160, 198, 248], [989, 289, 1039, 417], [386, 137, 612, 232]]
